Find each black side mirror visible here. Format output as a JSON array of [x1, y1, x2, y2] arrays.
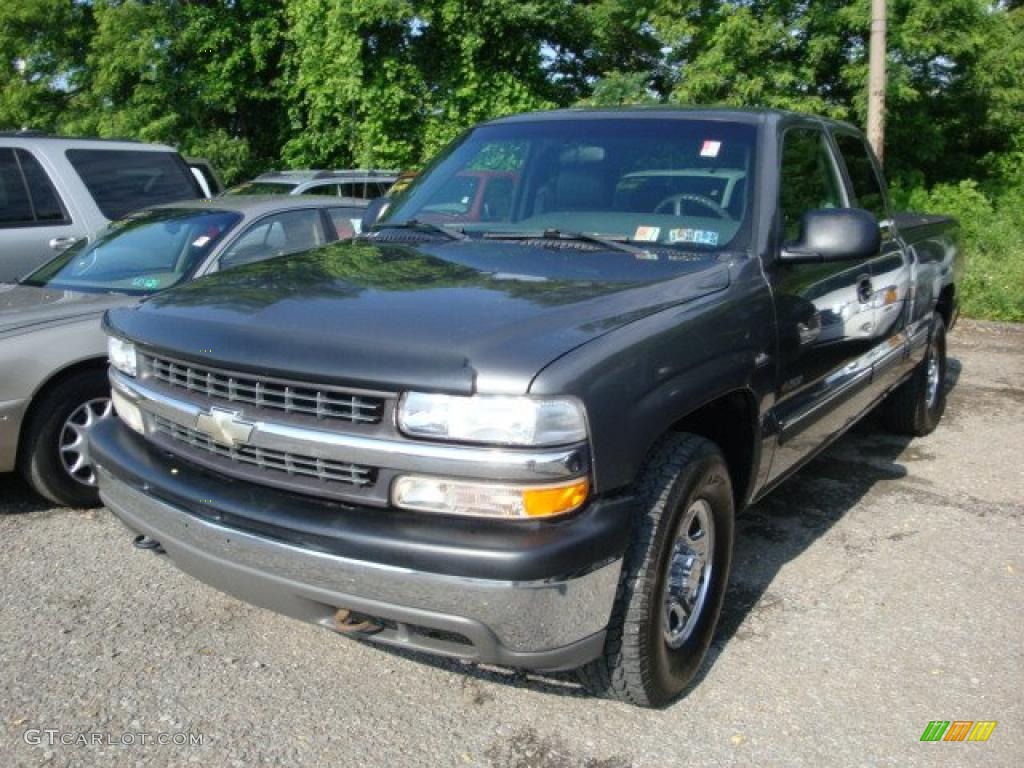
[[361, 196, 392, 233], [781, 208, 881, 264]]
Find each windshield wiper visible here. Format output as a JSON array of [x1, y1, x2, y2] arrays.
[[370, 219, 468, 241], [483, 229, 650, 256]]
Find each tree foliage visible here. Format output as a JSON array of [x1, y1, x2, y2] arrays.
[[1, 0, 1018, 190]]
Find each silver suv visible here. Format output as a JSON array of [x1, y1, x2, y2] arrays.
[[0, 131, 202, 282], [227, 169, 399, 200]]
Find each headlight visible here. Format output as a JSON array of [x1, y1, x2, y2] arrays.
[[107, 336, 137, 377], [392, 475, 589, 519], [397, 393, 587, 446]]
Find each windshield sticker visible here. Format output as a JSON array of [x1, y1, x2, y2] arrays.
[[130, 276, 162, 290], [669, 228, 719, 246], [700, 140, 722, 158], [633, 226, 661, 242], [192, 235, 212, 248]]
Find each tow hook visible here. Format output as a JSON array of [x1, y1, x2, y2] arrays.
[[334, 608, 383, 635], [132, 534, 165, 554]]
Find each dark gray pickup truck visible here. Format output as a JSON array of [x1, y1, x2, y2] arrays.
[[90, 108, 961, 707]]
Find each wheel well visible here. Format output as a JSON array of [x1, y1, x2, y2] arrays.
[[16, 357, 108, 465], [936, 285, 956, 329], [670, 390, 758, 510]]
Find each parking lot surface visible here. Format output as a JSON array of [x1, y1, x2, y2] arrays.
[[1, 319, 1021, 767]]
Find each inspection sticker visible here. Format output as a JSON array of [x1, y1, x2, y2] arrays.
[[633, 225, 661, 242], [192, 235, 211, 248], [700, 140, 722, 158], [668, 228, 719, 246]]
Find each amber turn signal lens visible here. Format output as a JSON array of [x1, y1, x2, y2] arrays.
[[523, 478, 590, 518]]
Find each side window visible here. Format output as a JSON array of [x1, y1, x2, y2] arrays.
[[0, 149, 35, 226], [219, 209, 326, 269], [0, 149, 69, 227], [327, 206, 365, 239], [301, 184, 339, 197], [834, 133, 887, 222], [339, 182, 365, 198], [66, 149, 200, 220], [17, 150, 68, 223], [779, 128, 844, 241]]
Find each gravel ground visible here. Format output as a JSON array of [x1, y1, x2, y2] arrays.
[[1, 319, 1021, 768]]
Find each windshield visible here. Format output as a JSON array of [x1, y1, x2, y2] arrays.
[[22, 208, 241, 294], [383, 118, 757, 250], [227, 181, 298, 195]]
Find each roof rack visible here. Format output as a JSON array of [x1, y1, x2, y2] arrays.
[[0, 129, 144, 143], [256, 168, 400, 180]]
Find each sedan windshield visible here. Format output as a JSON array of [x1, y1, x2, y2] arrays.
[[22, 209, 240, 294], [383, 118, 757, 250]]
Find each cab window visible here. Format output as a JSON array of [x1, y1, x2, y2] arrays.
[[779, 127, 844, 241]]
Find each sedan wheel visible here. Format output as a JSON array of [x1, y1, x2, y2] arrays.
[[59, 397, 113, 486]]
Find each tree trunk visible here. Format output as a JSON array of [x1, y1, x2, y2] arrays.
[[867, 0, 887, 164]]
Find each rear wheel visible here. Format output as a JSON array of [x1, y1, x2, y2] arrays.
[[578, 433, 734, 707], [18, 369, 111, 508], [882, 313, 947, 436]]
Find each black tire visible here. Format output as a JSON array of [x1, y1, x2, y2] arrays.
[[882, 313, 947, 436], [578, 433, 734, 707], [18, 369, 111, 508]]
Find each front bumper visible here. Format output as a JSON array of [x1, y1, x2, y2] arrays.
[[91, 419, 630, 670]]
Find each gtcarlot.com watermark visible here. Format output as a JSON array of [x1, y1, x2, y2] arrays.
[[24, 729, 203, 747]]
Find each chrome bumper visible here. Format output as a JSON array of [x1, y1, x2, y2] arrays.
[[99, 469, 621, 670]]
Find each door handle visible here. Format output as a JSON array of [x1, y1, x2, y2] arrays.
[[857, 276, 874, 304], [49, 236, 77, 252]]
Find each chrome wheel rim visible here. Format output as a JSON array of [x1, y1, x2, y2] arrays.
[[59, 397, 112, 486], [925, 340, 941, 409], [663, 498, 715, 649]]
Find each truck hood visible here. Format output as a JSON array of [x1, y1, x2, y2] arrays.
[[0, 283, 136, 338], [106, 239, 730, 394]]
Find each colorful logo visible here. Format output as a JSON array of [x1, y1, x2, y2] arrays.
[[920, 721, 997, 742]]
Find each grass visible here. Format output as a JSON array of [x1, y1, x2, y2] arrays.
[[893, 179, 1024, 323]]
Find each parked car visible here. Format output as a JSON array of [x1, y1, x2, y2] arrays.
[[0, 194, 366, 507], [92, 108, 961, 707], [0, 131, 203, 282], [185, 157, 225, 198], [227, 169, 399, 200]]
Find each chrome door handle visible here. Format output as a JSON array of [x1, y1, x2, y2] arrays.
[[49, 236, 77, 251]]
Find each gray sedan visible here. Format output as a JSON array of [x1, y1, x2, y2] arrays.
[[0, 194, 367, 506]]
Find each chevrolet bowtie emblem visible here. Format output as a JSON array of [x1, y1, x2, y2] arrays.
[[194, 407, 255, 447]]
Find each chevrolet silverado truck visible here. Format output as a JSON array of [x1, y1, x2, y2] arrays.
[[90, 108, 961, 707]]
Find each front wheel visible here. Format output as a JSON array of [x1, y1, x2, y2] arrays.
[[578, 434, 734, 707]]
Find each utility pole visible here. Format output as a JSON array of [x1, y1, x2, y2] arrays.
[[867, 0, 887, 164]]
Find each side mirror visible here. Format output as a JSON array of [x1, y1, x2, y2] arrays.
[[361, 196, 392, 233], [781, 208, 881, 264]]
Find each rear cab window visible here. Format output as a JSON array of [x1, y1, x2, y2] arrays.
[[66, 149, 201, 220], [833, 132, 889, 223]]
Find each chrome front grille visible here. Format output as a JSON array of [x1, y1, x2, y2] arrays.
[[139, 353, 384, 424], [152, 415, 377, 488]]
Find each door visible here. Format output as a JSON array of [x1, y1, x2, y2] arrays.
[[0, 147, 82, 281], [832, 130, 918, 391], [766, 125, 882, 481]]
